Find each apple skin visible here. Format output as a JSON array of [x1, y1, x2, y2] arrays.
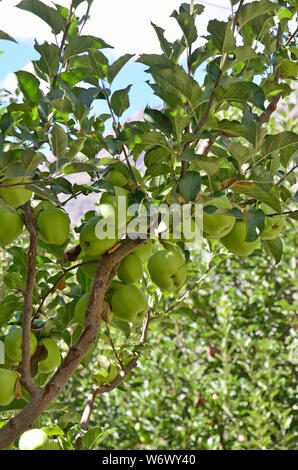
[[80, 216, 118, 257], [74, 293, 90, 326], [0, 206, 24, 247], [38, 338, 61, 373], [260, 204, 285, 240], [4, 326, 37, 364], [106, 169, 129, 187], [148, 249, 187, 291], [37, 208, 70, 245], [19, 429, 49, 450], [0, 177, 32, 207], [48, 440, 61, 450], [203, 196, 235, 239], [221, 220, 260, 256], [111, 284, 148, 323], [100, 186, 133, 229], [117, 252, 143, 284], [134, 239, 153, 263], [0, 368, 19, 406]]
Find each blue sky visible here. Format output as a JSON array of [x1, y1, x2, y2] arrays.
[[0, 0, 232, 123]]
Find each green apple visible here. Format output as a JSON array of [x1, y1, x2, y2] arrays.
[[81, 255, 101, 278], [106, 169, 129, 187], [80, 216, 118, 256], [4, 326, 37, 364], [0, 177, 32, 207], [0, 368, 19, 406], [134, 239, 153, 263], [111, 284, 148, 323], [203, 196, 235, 239], [221, 219, 260, 256], [117, 252, 143, 284], [74, 292, 90, 326], [148, 249, 187, 291], [48, 440, 61, 450], [100, 185, 130, 204], [260, 204, 285, 240], [100, 186, 133, 229], [37, 208, 70, 245], [38, 338, 61, 373], [0, 206, 24, 247], [19, 429, 49, 450]]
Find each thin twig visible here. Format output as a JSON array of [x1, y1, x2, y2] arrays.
[[165, 265, 213, 315], [275, 163, 298, 187], [32, 259, 101, 321]]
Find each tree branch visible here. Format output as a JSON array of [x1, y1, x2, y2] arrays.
[[0, 237, 146, 450], [20, 203, 39, 395], [74, 358, 138, 450]]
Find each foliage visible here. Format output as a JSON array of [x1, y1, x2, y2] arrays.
[[0, 0, 297, 450]]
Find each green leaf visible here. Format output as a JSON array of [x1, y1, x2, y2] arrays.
[[207, 20, 236, 53], [263, 237, 283, 264], [178, 171, 201, 202], [216, 81, 265, 110], [190, 45, 215, 74], [64, 35, 111, 62], [0, 296, 23, 328], [17, 0, 65, 35], [49, 124, 68, 159], [145, 163, 173, 177], [144, 108, 173, 135], [108, 54, 134, 84], [150, 65, 201, 110], [63, 161, 99, 174], [205, 117, 246, 137], [110, 85, 132, 117], [228, 142, 250, 165], [248, 167, 274, 193], [246, 208, 265, 242], [33, 42, 60, 83], [110, 317, 131, 338], [226, 46, 259, 71], [89, 48, 109, 79], [233, 183, 281, 212], [21, 149, 45, 173], [278, 7, 293, 20], [170, 9, 197, 45], [151, 23, 172, 57], [15, 70, 40, 104], [66, 137, 87, 160], [260, 131, 298, 162], [83, 427, 116, 450], [0, 30, 17, 43], [238, 1, 278, 30], [27, 184, 60, 204]]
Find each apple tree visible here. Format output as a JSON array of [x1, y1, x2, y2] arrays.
[[0, 0, 297, 450]]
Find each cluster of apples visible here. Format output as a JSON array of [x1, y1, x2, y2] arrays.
[[0, 169, 286, 398], [202, 196, 285, 256], [0, 326, 61, 407], [0, 177, 70, 248]]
